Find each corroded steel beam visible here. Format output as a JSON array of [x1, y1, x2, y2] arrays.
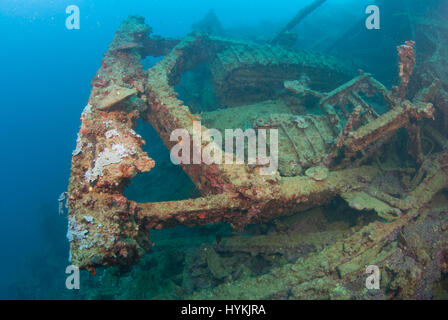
[[190, 149, 448, 299], [344, 100, 434, 156]]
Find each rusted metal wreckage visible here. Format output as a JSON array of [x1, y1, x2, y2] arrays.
[[66, 15, 448, 298]]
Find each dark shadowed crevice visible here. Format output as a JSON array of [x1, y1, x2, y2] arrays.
[[173, 64, 220, 114], [124, 120, 201, 203]]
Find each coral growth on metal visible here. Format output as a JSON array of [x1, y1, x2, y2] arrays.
[[66, 15, 448, 298]]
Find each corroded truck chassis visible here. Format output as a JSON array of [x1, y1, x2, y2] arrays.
[[66, 16, 447, 298]]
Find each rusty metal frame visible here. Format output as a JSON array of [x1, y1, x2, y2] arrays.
[[66, 16, 441, 272]]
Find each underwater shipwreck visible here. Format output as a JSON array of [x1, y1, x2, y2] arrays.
[[65, 1, 448, 299]]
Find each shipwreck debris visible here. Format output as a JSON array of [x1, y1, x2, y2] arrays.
[[65, 15, 448, 299], [397, 40, 416, 100], [271, 0, 328, 46], [305, 166, 329, 181]]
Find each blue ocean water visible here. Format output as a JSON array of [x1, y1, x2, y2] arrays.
[[0, 0, 375, 299]]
